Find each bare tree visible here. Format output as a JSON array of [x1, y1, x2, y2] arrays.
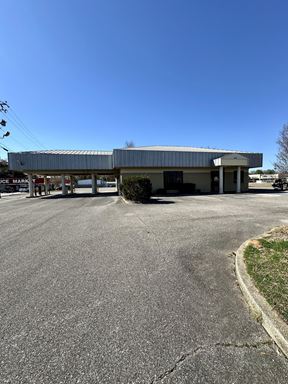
[[274, 124, 288, 173], [125, 140, 135, 148]]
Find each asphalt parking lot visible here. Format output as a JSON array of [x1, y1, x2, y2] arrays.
[[1, 190, 288, 383]]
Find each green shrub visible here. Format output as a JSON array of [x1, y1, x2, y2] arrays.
[[120, 176, 152, 202]]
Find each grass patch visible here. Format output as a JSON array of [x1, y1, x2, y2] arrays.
[[244, 238, 288, 323]]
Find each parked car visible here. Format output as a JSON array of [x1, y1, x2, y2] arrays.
[[272, 178, 288, 191], [18, 187, 29, 192], [56, 185, 71, 190], [5, 186, 15, 193]]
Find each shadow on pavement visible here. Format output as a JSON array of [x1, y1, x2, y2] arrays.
[[41, 192, 118, 199], [247, 188, 286, 194], [143, 198, 175, 204]]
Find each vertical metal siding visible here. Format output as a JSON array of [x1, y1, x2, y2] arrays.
[[113, 149, 263, 168], [8, 149, 263, 172], [8, 152, 113, 171]]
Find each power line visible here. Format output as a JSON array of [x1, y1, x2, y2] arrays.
[[4, 114, 44, 150], [0, 137, 31, 153], [8, 107, 47, 149], [0, 143, 10, 152], [6, 135, 31, 151], [0, 101, 47, 150], [0, 101, 11, 153], [1, 115, 34, 151]]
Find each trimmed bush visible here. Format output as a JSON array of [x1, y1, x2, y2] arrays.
[[179, 183, 196, 194], [120, 176, 152, 202]]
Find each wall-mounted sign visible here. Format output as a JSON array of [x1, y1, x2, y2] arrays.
[[0, 178, 28, 184]]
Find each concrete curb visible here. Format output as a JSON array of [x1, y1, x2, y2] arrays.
[[120, 196, 131, 204], [235, 235, 288, 358], [0, 192, 22, 197]]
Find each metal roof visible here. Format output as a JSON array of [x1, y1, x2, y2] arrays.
[[113, 148, 262, 168], [14, 149, 113, 156], [8, 146, 263, 173], [122, 145, 256, 153], [8, 150, 113, 173]]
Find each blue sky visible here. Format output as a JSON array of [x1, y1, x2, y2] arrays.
[[1, 0, 288, 168]]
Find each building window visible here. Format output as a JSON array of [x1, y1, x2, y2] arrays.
[[233, 170, 244, 183], [164, 171, 183, 189]]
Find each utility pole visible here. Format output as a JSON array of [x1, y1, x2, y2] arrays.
[[0, 119, 10, 139], [0, 100, 9, 113], [0, 101, 11, 198], [0, 100, 10, 143]]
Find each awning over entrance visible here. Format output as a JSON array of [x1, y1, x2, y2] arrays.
[[213, 153, 249, 167], [212, 154, 248, 194]]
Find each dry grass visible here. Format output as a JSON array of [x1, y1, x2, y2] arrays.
[[244, 229, 288, 323]]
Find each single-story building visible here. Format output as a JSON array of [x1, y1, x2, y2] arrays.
[[8, 146, 263, 197]]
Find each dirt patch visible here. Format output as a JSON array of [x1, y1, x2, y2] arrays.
[[248, 239, 262, 248]]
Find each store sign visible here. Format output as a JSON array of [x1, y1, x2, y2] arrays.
[[0, 178, 28, 184]]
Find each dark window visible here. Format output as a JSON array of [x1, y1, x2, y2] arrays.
[[211, 170, 220, 193], [164, 171, 183, 189], [233, 170, 244, 183]]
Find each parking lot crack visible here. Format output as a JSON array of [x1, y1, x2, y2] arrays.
[[149, 346, 203, 383], [149, 340, 273, 383]]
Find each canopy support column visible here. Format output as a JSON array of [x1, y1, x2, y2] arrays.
[[28, 174, 34, 197], [44, 176, 48, 195], [92, 174, 97, 194], [219, 166, 224, 194], [61, 175, 67, 195], [237, 166, 241, 193], [70, 176, 74, 194]]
